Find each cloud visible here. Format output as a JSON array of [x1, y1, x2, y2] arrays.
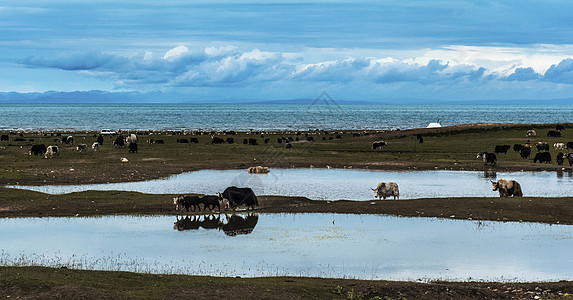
[[505, 67, 540, 81], [543, 58, 573, 84], [173, 49, 291, 87], [162, 45, 191, 61], [14, 45, 573, 101], [19, 51, 120, 71]]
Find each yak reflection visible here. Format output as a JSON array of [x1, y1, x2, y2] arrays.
[[221, 214, 259, 236], [173, 213, 259, 236]]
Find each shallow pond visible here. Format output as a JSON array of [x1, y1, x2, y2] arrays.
[[1, 213, 571, 281], [10, 169, 573, 200]]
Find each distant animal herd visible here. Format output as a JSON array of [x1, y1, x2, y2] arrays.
[[2, 126, 567, 207], [474, 126, 573, 166]]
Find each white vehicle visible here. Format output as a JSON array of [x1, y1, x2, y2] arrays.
[[100, 129, 117, 135]]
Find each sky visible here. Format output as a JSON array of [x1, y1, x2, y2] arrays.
[[2, 0, 573, 102]]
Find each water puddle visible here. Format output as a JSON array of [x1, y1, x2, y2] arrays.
[[0, 213, 571, 281], [8, 169, 573, 200]]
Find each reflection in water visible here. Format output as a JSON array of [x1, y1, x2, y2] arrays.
[[173, 213, 259, 236], [222, 214, 259, 236], [0, 214, 571, 281], [10, 169, 573, 199], [482, 169, 496, 178]]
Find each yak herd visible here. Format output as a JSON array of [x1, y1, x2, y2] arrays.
[[476, 127, 573, 167], [3, 126, 570, 207]]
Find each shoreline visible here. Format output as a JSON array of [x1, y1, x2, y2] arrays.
[[1, 266, 571, 299], [1, 188, 572, 225], [1, 123, 572, 186]]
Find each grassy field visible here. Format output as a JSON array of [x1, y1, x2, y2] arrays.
[[0, 123, 572, 186], [1, 266, 572, 299], [2, 123, 573, 299]]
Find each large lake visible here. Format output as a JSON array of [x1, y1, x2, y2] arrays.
[[10, 169, 573, 199], [0, 214, 571, 282], [1, 103, 573, 131]]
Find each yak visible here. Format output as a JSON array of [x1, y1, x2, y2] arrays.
[[491, 178, 523, 197], [477, 152, 497, 166], [371, 182, 399, 200], [218, 186, 258, 210], [173, 195, 201, 212]]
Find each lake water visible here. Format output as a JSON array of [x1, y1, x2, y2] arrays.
[[0, 213, 571, 281], [10, 169, 573, 199], [1, 103, 572, 131]]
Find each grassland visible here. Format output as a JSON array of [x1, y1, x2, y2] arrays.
[[1, 123, 571, 186], [1, 123, 573, 299], [1, 266, 572, 299]]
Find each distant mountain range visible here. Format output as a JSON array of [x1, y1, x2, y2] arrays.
[[0, 91, 572, 105]]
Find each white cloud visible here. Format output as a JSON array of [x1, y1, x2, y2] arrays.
[[162, 45, 190, 61], [14, 44, 573, 100]]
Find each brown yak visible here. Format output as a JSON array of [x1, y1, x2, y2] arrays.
[[491, 179, 523, 197]]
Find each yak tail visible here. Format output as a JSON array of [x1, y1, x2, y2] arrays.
[[512, 181, 523, 197]]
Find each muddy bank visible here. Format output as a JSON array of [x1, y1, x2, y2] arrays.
[[1, 266, 572, 299], [1, 188, 571, 225]]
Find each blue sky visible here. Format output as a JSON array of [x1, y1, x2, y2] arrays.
[[2, 0, 573, 102]]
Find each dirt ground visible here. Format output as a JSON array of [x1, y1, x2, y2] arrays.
[[1, 266, 572, 299]]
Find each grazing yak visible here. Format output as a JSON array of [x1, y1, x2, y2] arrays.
[[44, 145, 59, 158], [76, 144, 88, 152], [248, 138, 258, 145], [477, 152, 497, 166], [247, 166, 270, 174], [526, 130, 536, 137], [0, 134, 8, 141], [218, 186, 258, 210], [211, 136, 225, 144], [372, 140, 387, 150], [567, 142, 573, 149], [97, 134, 104, 145], [535, 142, 549, 151], [520, 146, 531, 159], [556, 125, 565, 131], [201, 195, 223, 212], [29, 144, 47, 156], [61, 135, 74, 145], [128, 142, 138, 153], [113, 135, 125, 148], [491, 178, 523, 197], [92, 142, 100, 151], [494, 145, 511, 154], [513, 144, 524, 153], [533, 152, 551, 163], [557, 152, 565, 165], [547, 130, 561, 137], [126, 133, 138, 144], [173, 195, 202, 212], [554, 142, 565, 150], [371, 182, 399, 200], [566, 153, 573, 166]]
